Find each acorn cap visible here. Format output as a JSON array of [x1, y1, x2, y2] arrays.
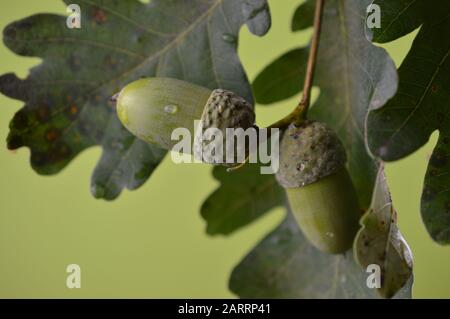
[[276, 121, 347, 188], [194, 89, 255, 164], [200, 89, 254, 131]]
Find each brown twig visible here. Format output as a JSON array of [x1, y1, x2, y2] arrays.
[[268, 0, 325, 129], [297, 0, 325, 116], [229, 0, 325, 172]]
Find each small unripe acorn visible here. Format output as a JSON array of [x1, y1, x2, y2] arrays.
[[276, 121, 361, 254], [115, 77, 255, 164]]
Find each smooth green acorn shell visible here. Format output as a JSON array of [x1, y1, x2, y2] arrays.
[[286, 167, 361, 253], [116, 77, 212, 149], [277, 121, 361, 254]]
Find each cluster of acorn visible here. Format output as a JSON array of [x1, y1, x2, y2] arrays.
[[115, 77, 361, 254]]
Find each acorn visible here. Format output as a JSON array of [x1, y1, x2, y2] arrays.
[[115, 77, 255, 165], [276, 121, 361, 254]]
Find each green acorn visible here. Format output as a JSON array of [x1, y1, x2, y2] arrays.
[[115, 77, 255, 164], [276, 121, 361, 254]]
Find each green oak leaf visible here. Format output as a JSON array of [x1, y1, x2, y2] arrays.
[[253, 0, 398, 207], [354, 166, 413, 298], [0, 0, 271, 200], [369, 0, 449, 44], [201, 163, 284, 235], [369, 0, 425, 43], [230, 211, 413, 298], [291, 0, 315, 32], [422, 133, 450, 243], [252, 47, 309, 105], [367, 10, 450, 243]]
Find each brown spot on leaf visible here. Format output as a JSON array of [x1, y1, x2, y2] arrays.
[[392, 209, 398, 222], [68, 105, 78, 115], [65, 107, 79, 121], [431, 85, 438, 93], [92, 7, 107, 24], [45, 128, 60, 142]]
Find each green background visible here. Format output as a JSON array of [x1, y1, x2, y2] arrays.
[[0, 0, 448, 298]]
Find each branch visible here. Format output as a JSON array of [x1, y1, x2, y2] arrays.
[[232, 1, 325, 172], [268, 0, 325, 129], [297, 0, 324, 115]]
